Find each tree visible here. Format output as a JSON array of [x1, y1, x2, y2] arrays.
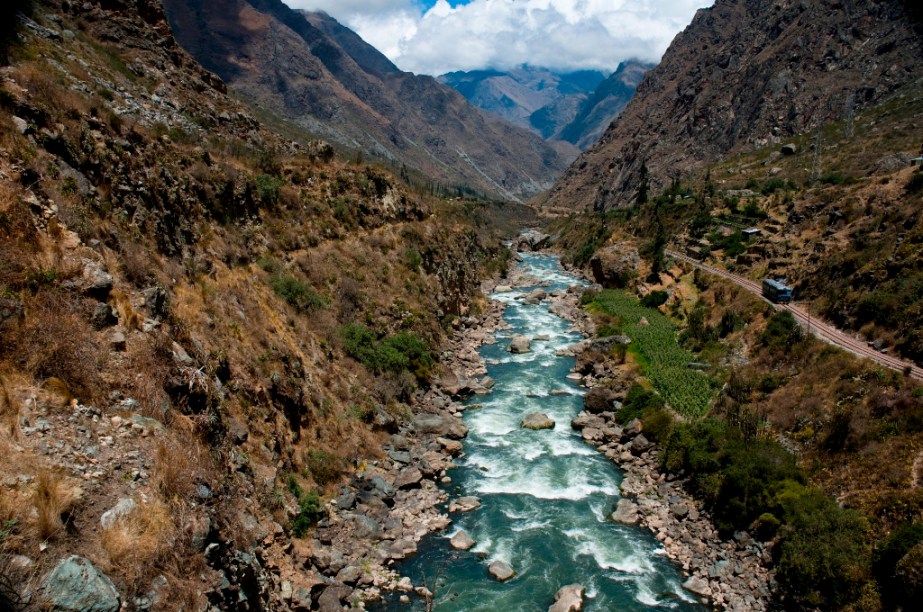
[[636, 161, 649, 205]]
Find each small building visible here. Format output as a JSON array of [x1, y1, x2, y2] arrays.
[[742, 227, 762, 238], [911, 157, 923, 167]]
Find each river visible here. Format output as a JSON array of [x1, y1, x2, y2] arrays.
[[377, 253, 701, 611]]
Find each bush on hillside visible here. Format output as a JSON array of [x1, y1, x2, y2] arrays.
[[760, 310, 803, 351], [774, 484, 871, 608], [907, 170, 923, 194], [341, 323, 433, 379], [269, 272, 325, 313], [874, 521, 923, 609], [0, 0, 32, 65], [640, 290, 669, 308]]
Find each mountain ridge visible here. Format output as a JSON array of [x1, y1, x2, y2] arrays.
[[161, 0, 573, 202], [440, 62, 650, 150], [540, 0, 923, 213]]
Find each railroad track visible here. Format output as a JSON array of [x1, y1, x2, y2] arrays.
[[665, 249, 923, 381]]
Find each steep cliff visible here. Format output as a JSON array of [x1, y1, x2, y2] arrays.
[[556, 60, 651, 151], [541, 0, 923, 213]]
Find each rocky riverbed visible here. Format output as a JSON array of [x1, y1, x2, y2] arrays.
[[321, 251, 774, 611]]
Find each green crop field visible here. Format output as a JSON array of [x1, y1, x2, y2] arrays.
[[592, 290, 715, 417]]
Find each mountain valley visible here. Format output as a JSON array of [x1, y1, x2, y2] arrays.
[[1, 1, 923, 611]]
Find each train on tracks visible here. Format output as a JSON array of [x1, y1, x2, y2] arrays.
[[762, 278, 793, 303]]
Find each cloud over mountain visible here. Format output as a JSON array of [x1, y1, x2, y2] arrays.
[[287, 0, 710, 75]]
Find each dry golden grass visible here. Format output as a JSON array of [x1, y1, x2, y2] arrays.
[[0, 375, 19, 438], [41, 376, 73, 408], [151, 436, 213, 506], [123, 336, 171, 420], [100, 499, 174, 581], [109, 288, 140, 331], [17, 290, 105, 404], [31, 469, 76, 541]]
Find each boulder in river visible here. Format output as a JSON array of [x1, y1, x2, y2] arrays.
[[509, 334, 532, 354], [448, 496, 481, 513], [414, 413, 468, 439], [682, 576, 711, 598], [488, 560, 515, 582], [611, 498, 640, 525], [521, 412, 555, 430], [549, 584, 586, 612], [450, 530, 476, 551]]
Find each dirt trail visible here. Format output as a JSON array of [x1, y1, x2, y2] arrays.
[[666, 250, 923, 381]]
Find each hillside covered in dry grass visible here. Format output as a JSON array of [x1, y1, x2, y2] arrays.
[[0, 1, 526, 608]]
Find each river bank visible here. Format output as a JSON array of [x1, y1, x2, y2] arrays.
[[545, 261, 776, 610]]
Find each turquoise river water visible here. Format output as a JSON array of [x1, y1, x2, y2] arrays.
[[377, 253, 702, 611]]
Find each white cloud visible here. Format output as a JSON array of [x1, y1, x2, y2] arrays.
[[285, 0, 711, 76]]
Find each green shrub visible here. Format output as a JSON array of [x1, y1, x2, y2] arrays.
[[819, 172, 856, 186], [640, 290, 669, 308], [774, 485, 871, 608], [874, 521, 923, 608], [761, 178, 794, 195], [405, 248, 422, 273], [285, 474, 324, 537], [304, 449, 343, 486], [642, 408, 674, 443], [340, 324, 433, 379], [907, 171, 923, 194], [616, 383, 665, 424], [761, 310, 803, 351], [290, 490, 323, 537], [255, 174, 284, 205], [659, 420, 804, 535], [269, 272, 326, 313]]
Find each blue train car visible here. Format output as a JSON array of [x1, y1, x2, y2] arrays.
[[762, 278, 793, 303]]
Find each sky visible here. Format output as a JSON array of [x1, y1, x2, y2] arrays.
[[285, 0, 712, 76]]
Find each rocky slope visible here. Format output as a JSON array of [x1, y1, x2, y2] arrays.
[[0, 1, 525, 609], [540, 0, 923, 213], [161, 0, 574, 202]]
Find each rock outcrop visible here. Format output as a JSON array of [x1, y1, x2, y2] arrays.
[[548, 583, 586, 612], [42, 556, 120, 612], [508, 335, 532, 354], [488, 560, 515, 582]]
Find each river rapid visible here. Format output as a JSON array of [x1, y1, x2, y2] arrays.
[[378, 253, 702, 611]]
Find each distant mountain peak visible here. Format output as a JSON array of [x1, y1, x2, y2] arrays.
[[439, 62, 650, 150]]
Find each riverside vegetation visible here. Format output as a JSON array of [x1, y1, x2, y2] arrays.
[[557, 213, 923, 609], [548, 60, 923, 607]]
